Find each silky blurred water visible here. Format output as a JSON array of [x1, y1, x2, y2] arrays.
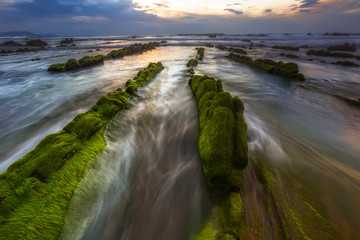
[[1, 34, 360, 239]]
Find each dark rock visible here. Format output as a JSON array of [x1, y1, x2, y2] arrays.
[[59, 38, 74, 44], [331, 61, 359, 67], [327, 42, 357, 52], [0, 41, 23, 46], [26, 39, 48, 46]]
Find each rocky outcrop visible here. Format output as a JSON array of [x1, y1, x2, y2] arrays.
[[227, 53, 306, 81], [48, 42, 160, 72], [0, 41, 23, 46], [26, 39, 48, 46]]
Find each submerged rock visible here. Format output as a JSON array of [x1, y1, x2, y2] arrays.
[[59, 38, 74, 45], [306, 49, 354, 58], [272, 45, 299, 51], [327, 42, 357, 52]]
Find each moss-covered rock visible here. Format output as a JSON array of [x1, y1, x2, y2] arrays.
[[64, 59, 81, 71], [327, 42, 356, 52], [272, 46, 299, 51], [48, 42, 160, 73], [48, 63, 66, 72], [187, 68, 195, 75], [306, 49, 354, 58], [189, 75, 248, 196], [280, 53, 299, 59], [78, 55, 104, 68], [187, 59, 198, 68], [218, 192, 244, 236], [0, 62, 164, 240], [196, 48, 205, 60], [227, 53, 305, 81]]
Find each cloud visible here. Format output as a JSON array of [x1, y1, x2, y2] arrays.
[[299, 9, 312, 12], [264, 9, 272, 13], [299, 0, 320, 9], [226, 3, 241, 6], [1, 0, 33, 5], [153, 2, 169, 8], [224, 8, 243, 15], [68, 15, 108, 21]]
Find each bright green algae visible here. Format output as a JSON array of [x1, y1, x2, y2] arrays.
[[48, 42, 160, 72], [189, 75, 248, 240], [125, 62, 164, 95], [227, 53, 306, 81], [0, 62, 164, 240]]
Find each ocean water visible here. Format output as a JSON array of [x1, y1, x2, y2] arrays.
[[0, 33, 359, 239]]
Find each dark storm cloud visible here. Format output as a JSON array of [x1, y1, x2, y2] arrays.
[[224, 8, 243, 15], [264, 9, 272, 13], [299, 0, 320, 8], [0, 0, 164, 35]]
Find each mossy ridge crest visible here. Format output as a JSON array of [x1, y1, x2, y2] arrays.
[[125, 62, 164, 95], [48, 42, 160, 72], [189, 75, 248, 240], [0, 62, 164, 240], [226, 53, 306, 81]]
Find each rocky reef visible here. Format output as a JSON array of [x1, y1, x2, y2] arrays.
[[0, 62, 164, 240], [216, 45, 248, 55], [187, 59, 199, 68], [106, 42, 159, 59], [125, 62, 164, 95], [48, 42, 159, 72], [227, 53, 305, 81], [59, 38, 74, 45], [280, 53, 300, 59], [0, 41, 23, 46], [306, 49, 357, 58], [26, 39, 48, 46], [272, 46, 299, 51], [327, 42, 357, 52], [189, 74, 248, 240], [196, 47, 205, 60]]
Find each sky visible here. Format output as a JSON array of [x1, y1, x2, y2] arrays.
[[0, 0, 359, 35]]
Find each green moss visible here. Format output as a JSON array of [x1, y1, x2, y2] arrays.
[[48, 42, 160, 73], [78, 55, 104, 68], [187, 68, 195, 75], [48, 63, 66, 72], [306, 50, 354, 58], [218, 192, 244, 236], [196, 48, 205, 60], [64, 59, 81, 71], [192, 216, 218, 240], [227, 53, 306, 81], [125, 62, 164, 96], [189, 75, 248, 196], [0, 62, 164, 240], [187, 59, 199, 68]]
